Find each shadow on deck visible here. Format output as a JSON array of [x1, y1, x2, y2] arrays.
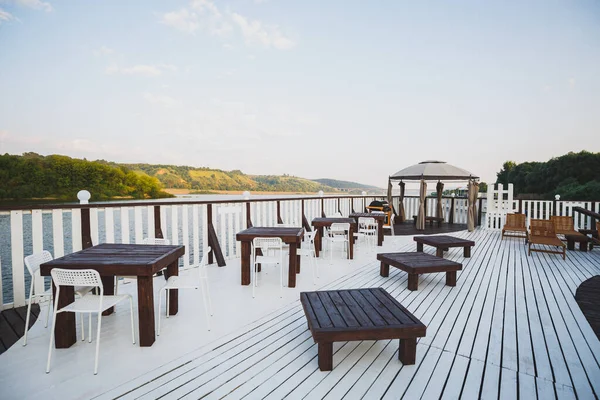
[[0, 304, 39, 354], [390, 222, 468, 236]]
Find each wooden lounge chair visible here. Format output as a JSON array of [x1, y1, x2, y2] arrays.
[[551, 216, 586, 239], [501, 213, 528, 241], [528, 219, 566, 260]]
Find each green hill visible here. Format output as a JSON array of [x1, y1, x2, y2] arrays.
[[312, 178, 381, 190]]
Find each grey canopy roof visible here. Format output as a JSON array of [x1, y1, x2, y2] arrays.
[[390, 160, 479, 181]]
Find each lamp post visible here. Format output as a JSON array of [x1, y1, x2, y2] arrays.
[[77, 190, 91, 204]]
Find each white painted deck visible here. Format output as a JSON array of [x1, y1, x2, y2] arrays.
[[1, 229, 599, 399]]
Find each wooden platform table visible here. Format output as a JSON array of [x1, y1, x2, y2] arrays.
[[414, 235, 475, 258], [311, 218, 356, 259], [565, 234, 590, 251], [377, 252, 463, 291], [300, 288, 426, 371], [348, 212, 386, 246], [40, 243, 185, 348], [236, 227, 304, 288]]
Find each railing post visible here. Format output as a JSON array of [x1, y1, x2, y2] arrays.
[[478, 197, 483, 226], [301, 199, 311, 232], [206, 204, 226, 267], [449, 196, 455, 224], [154, 205, 164, 238], [246, 202, 252, 228], [276, 201, 284, 224], [77, 190, 93, 249], [337, 198, 341, 214], [518, 199, 523, 214], [321, 198, 325, 217]]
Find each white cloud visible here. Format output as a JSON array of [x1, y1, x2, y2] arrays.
[[231, 13, 294, 50], [161, 8, 199, 34], [13, 0, 52, 12], [105, 64, 176, 77], [143, 92, 182, 108], [93, 45, 114, 57], [568, 78, 576, 89], [189, 0, 232, 37], [0, 7, 16, 23]]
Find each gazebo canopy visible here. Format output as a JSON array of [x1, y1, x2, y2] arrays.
[[390, 160, 479, 181]]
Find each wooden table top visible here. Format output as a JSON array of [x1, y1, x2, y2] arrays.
[[413, 235, 475, 247], [348, 213, 387, 220], [40, 243, 185, 277], [377, 252, 462, 273], [236, 226, 304, 243], [311, 217, 357, 227], [300, 288, 426, 342]]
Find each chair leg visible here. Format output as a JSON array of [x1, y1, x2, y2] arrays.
[[45, 294, 52, 328], [94, 312, 102, 375], [115, 277, 119, 295], [46, 304, 59, 373], [205, 279, 213, 316], [88, 313, 92, 343], [129, 297, 136, 344], [200, 281, 211, 331], [22, 288, 34, 346], [166, 288, 170, 318], [157, 288, 163, 336]]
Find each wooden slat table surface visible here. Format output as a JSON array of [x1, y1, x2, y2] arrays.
[[414, 235, 475, 257], [377, 252, 463, 290], [40, 243, 185, 348]]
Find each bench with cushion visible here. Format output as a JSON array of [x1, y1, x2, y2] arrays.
[[300, 288, 426, 371]]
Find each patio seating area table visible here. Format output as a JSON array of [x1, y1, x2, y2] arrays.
[[414, 235, 475, 258], [348, 212, 386, 246], [377, 252, 463, 291], [310, 218, 356, 259], [300, 288, 426, 371], [40, 243, 185, 348], [565, 234, 590, 252], [236, 227, 304, 288]]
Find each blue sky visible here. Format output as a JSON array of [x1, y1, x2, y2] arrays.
[[0, 0, 599, 188]]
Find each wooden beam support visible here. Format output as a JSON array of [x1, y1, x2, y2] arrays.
[[80, 208, 93, 249], [321, 198, 326, 218], [277, 201, 284, 224], [206, 204, 226, 266], [154, 205, 164, 238], [449, 197, 455, 224], [246, 202, 252, 228]]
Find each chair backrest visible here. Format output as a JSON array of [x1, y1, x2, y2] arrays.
[[358, 217, 376, 227], [530, 219, 556, 237], [303, 230, 316, 244], [24, 250, 53, 276], [51, 268, 103, 289], [253, 237, 283, 251], [505, 213, 526, 228], [142, 237, 171, 245], [551, 216, 574, 232], [329, 223, 350, 236]]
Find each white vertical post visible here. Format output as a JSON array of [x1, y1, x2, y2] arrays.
[[105, 208, 114, 243], [192, 204, 200, 265], [52, 209, 64, 258], [227, 207, 234, 258], [147, 206, 155, 240], [181, 205, 189, 267], [120, 207, 130, 244], [10, 210, 25, 307], [71, 208, 82, 252], [219, 206, 227, 257], [171, 205, 179, 245], [201, 204, 208, 257], [31, 209, 44, 295], [90, 208, 99, 245], [134, 207, 143, 244]]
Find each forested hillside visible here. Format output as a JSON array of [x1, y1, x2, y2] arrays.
[[0, 153, 171, 200], [495, 151, 600, 200], [312, 178, 380, 190]]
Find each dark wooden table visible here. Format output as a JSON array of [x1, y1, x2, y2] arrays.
[[236, 227, 304, 288], [311, 218, 356, 259], [377, 252, 463, 291], [413, 215, 444, 227], [300, 288, 426, 371], [348, 213, 386, 246], [414, 235, 475, 258], [565, 234, 590, 251], [40, 243, 185, 348]]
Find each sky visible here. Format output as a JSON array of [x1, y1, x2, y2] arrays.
[[0, 0, 599, 189]]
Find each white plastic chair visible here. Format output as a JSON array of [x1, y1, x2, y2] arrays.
[[157, 246, 213, 335], [356, 217, 377, 247], [251, 237, 284, 298], [46, 268, 135, 375], [115, 237, 171, 295], [383, 213, 395, 236], [297, 230, 319, 284], [326, 223, 350, 262], [23, 251, 94, 346]]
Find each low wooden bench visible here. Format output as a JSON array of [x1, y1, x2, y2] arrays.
[[300, 288, 426, 371], [566, 234, 590, 252], [414, 235, 475, 258], [412, 215, 444, 227], [377, 252, 463, 291]]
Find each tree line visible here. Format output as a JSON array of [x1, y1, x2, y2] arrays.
[[495, 151, 600, 200], [0, 153, 172, 201]]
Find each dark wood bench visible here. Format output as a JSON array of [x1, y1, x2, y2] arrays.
[[565, 234, 590, 251], [414, 235, 475, 258], [377, 252, 463, 291], [300, 288, 426, 371], [412, 215, 444, 227]]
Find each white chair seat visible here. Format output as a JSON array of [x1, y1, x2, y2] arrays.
[[59, 294, 130, 313], [163, 275, 199, 289]]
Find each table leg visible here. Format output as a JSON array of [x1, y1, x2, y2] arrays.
[[567, 239, 575, 251], [288, 243, 298, 288], [348, 225, 354, 259], [436, 248, 444, 258], [314, 229, 320, 257], [579, 241, 587, 252], [52, 283, 76, 348], [166, 260, 178, 316], [241, 241, 251, 285], [446, 271, 457, 286], [318, 342, 333, 371], [408, 273, 418, 291], [296, 241, 301, 273], [101, 276, 115, 316], [416, 242, 423, 252], [380, 262, 389, 277], [464, 246, 471, 257], [137, 276, 156, 347], [317, 227, 324, 252], [377, 220, 383, 246], [399, 338, 416, 365]]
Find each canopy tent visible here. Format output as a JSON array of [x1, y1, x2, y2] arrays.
[[388, 161, 479, 231]]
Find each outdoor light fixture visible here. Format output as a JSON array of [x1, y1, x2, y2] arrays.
[[242, 191, 251, 200], [77, 190, 91, 204]]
